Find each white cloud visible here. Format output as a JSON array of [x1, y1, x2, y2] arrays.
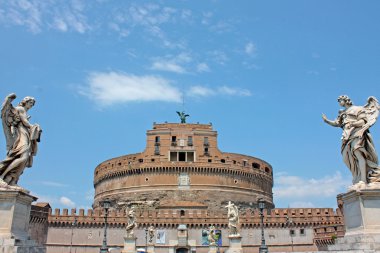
[[41, 181, 68, 187], [274, 171, 350, 200], [60, 196, 76, 208], [188, 86, 214, 97], [151, 53, 192, 74], [209, 50, 228, 65], [245, 42, 257, 56], [196, 63, 210, 73], [218, 86, 251, 96], [0, 0, 90, 33], [80, 71, 182, 106], [151, 61, 186, 73], [187, 85, 251, 98]]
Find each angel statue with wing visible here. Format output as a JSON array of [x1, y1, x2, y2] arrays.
[[176, 111, 189, 123], [322, 95, 380, 185], [225, 201, 240, 236], [0, 93, 42, 187]]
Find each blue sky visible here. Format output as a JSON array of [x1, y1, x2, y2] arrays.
[[0, 0, 380, 210]]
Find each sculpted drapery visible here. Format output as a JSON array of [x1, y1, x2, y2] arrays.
[[0, 93, 42, 187], [323, 95, 380, 185], [225, 201, 240, 236]]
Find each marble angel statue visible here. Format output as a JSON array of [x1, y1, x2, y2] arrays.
[[125, 207, 137, 237], [322, 95, 380, 185], [0, 93, 42, 187], [225, 201, 240, 236]]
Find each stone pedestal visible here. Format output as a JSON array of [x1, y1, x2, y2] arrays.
[[225, 235, 242, 253], [0, 189, 44, 253], [328, 188, 380, 252], [147, 244, 155, 253], [121, 236, 136, 253], [208, 244, 217, 253]]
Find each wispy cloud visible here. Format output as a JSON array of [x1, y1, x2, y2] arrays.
[[273, 171, 350, 207], [60, 196, 76, 208], [307, 70, 320, 75], [245, 42, 257, 56], [79, 71, 182, 106], [188, 85, 251, 97], [209, 50, 228, 65], [111, 3, 184, 48], [41, 181, 68, 187], [150, 53, 192, 74], [196, 63, 210, 73], [151, 61, 186, 73], [188, 86, 214, 97], [0, 0, 90, 33]]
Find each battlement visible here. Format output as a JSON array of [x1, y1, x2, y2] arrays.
[[48, 207, 343, 228], [152, 122, 213, 130]]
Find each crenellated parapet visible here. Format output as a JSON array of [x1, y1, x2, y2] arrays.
[[47, 207, 344, 230]]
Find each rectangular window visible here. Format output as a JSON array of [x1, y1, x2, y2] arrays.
[[300, 228, 305, 235], [155, 136, 160, 142], [187, 152, 194, 162], [179, 152, 186, 161], [170, 152, 177, 161], [170, 151, 195, 162], [290, 229, 295, 236], [171, 136, 177, 146], [154, 145, 160, 155], [204, 137, 209, 145], [188, 136, 193, 146]]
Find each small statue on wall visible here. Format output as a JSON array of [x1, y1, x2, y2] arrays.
[[208, 225, 216, 246], [148, 225, 155, 244], [225, 201, 240, 236], [0, 93, 42, 188], [125, 207, 137, 238], [323, 95, 380, 187]]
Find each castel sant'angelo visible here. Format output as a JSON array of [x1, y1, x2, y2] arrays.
[[93, 121, 274, 212], [29, 118, 345, 253]]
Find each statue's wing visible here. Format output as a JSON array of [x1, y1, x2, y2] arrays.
[[365, 96, 380, 127], [355, 96, 380, 137], [1, 93, 17, 152], [185, 114, 190, 117], [176, 111, 181, 116]]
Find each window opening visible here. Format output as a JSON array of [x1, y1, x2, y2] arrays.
[[179, 152, 186, 161]]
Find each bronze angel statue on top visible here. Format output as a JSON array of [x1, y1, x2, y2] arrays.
[[0, 93, 42, 187], [176, 111, 189, 123], [322, 95, 380, 186]]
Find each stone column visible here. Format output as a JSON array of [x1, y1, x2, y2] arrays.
[[121, 235, 137, 253], [328, 188, 380, 251], [0, 189, 45, 253], [225, 235, 242, 253]]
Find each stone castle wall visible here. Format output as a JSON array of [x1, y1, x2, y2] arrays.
[[41, 206, 344, 252]]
